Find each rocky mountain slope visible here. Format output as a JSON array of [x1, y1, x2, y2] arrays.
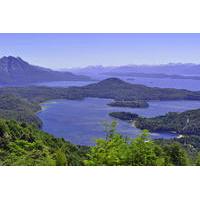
[[0, 56, 90, 84]]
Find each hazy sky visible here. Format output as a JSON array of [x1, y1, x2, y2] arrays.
[[0, 33, 200, 69]]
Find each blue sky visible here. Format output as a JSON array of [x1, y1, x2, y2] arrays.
[[0, 33, 200, 69]]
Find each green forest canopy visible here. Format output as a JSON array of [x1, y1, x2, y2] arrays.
[[1, 119, 200, 166]]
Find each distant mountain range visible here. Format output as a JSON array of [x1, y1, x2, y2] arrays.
[[0, 56, 91, 85], [3, 56, 200, 85], [66, 63, 200, 79]]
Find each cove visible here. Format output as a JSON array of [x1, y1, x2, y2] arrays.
[[37, 98, 200, 146]]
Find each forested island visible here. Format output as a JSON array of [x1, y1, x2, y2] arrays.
[[108, 100, 149, 108], [109, 112, 138, 121]]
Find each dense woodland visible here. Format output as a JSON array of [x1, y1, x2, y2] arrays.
[[1, 119, 200, 166], [135, 109, 200, 135], [0, 119, 88, 165], [85, 122, 194, 166], [109, 112, 138, 121], [109, 108, 200, 136], [0, 94, 42, 127], [107, 100, 149, 108]]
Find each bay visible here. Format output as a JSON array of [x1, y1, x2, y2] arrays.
[[37, 98, 200, 146]]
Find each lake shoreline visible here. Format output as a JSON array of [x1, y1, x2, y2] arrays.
[[36, 97, 199, 146]]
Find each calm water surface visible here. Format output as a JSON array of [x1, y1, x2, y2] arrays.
[[34, 80, 96, 87], [32, 76, 200, 91], [1, 76, 200, 91], [37, 98, 200, 146], [128, 77, 200, 91]]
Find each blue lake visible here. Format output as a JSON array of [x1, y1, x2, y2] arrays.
[[32, 76, 200, 91], [37, 98, 200, 146], [127, 77, 200, 91], [1, 74, 200, 91], [34, 80, 96, 87]]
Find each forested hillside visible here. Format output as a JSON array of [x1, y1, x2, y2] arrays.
[[0, 94, 42, 127], [1, 78, 200, 104], [0, 119, 200, 166], [135, 109, 200, 135], [0, 119, 87, 166]]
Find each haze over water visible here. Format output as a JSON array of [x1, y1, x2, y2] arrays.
[[35, 76, 200, 91]]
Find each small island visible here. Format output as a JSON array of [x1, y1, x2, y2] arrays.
[[107, 100, 149, 108], [109, 112, 138, 121]]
